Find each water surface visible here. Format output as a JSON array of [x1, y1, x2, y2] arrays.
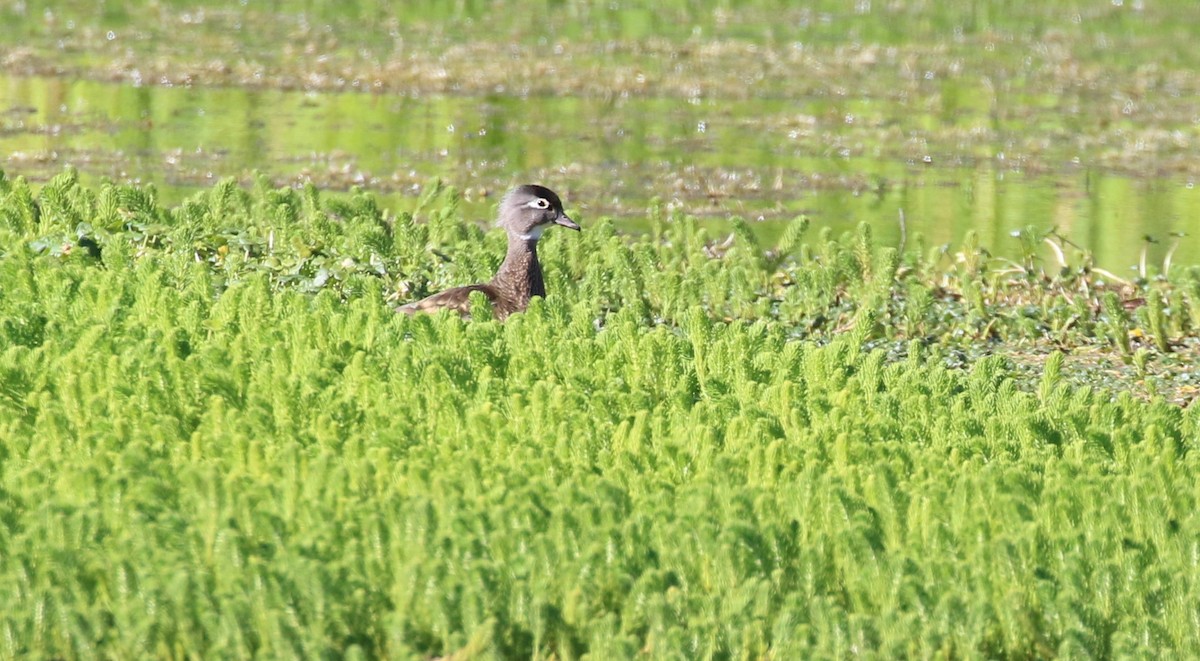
[[2, 0, 1199, 270]]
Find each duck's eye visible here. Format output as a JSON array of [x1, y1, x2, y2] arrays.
[[527, 198, 551, 210]]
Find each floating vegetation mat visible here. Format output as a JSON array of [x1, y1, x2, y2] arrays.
[[2, 173, 1199, 657]]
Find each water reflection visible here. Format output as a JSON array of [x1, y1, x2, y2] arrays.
[[1, 73, 1196, 270]]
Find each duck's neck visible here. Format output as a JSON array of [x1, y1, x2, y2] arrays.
[[491, 235, 545, 302]]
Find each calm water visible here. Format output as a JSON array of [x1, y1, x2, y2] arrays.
[[2, 0, 1200, 271]]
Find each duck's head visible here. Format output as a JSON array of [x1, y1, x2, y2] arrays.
[[497, 184, 581, 240]]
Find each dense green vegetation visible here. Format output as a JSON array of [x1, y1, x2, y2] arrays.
[[2, 172, 1199, 658], [3, 1, 1199, 658]]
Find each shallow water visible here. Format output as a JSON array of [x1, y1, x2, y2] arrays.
[[2, 0, 1199, 271]]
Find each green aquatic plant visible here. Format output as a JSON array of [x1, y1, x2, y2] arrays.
[[1101, 292, 1134, 359], [1143, 291, 1171, 353], [3, 175, 1200, 658]]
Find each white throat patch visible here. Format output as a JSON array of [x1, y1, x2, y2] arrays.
[[517, 224, 547, 241]]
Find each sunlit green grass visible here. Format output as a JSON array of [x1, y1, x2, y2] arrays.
[[2, 173, 1200, 658]]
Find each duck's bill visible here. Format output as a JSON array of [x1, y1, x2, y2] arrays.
[[555, 215, 582, 231]]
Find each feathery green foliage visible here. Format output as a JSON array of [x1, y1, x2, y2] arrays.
[[3, 174, 1200, 659]]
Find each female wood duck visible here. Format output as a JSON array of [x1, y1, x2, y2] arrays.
[[397, 184, 581, 319]]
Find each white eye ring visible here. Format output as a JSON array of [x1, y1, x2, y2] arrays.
[[527, 198, 551, 210]]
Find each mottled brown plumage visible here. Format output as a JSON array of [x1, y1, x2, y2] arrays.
[[397, 185, 580, 320]]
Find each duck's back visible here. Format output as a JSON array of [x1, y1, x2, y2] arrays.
[[396, 284, 525, 319]]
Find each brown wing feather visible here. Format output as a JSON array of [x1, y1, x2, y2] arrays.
[[396, 284, 495, 318]]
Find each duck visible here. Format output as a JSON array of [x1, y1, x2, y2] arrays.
[[397, 184, 581, 320]]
